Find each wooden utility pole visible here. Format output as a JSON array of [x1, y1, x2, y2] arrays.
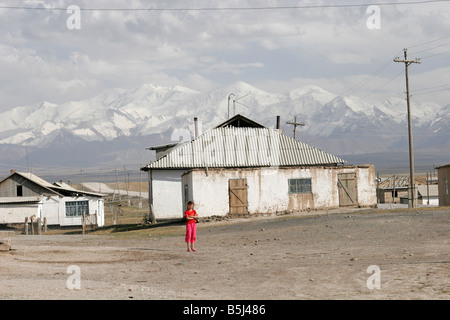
[[124, 166, 130, 206], [392, 175, 396, 204], [114, 169, 121, 202], [286, 116, 305, 140], [394, 48, 421, 208], [139, 164, 143, 209]]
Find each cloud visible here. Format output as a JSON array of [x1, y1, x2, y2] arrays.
[[0, 0, 449, 111], [328, 52, 370, 64], [201, 61, 264, 74]]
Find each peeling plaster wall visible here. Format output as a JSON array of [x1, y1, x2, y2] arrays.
[[183, 165, 376, 217]]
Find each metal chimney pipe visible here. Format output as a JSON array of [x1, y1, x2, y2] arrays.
[[276, 116, 280, 130], [194, 117, 199, 138]]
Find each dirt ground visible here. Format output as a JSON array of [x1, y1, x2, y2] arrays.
[[0, 207, 448, 300]]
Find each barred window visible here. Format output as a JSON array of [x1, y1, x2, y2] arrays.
[[65, 201, 89, 217], [288, 178, 312, 194]]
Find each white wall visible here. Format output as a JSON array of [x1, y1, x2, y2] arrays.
[[0, 203, 41, 224], [0, 196, 104, 226], [355, 166, 377, 206], [57, 196, 104, 227], [97, 199, 105, 227], [150, 170, 186, 219], [41, 196, 60, 225]]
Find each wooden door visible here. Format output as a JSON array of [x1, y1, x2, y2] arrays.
[[338, 173, 358, 207], [229, 179, 248, 215]]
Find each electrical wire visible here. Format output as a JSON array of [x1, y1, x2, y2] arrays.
[[410, 41, 450, 55], [408, 34, 450, 49], [1, 0, 450, 11], [362, 70, 404, 99], [411, 83, 450, 95], [342, 56, 399, 97], [420, 49, 450, 59]]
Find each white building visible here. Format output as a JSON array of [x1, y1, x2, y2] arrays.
[[142, 115, 377, 220], [417, 184, 439, 206], [0, 171, 104, 227]]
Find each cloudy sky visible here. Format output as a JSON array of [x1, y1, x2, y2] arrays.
[[1, 0, 450, 112]]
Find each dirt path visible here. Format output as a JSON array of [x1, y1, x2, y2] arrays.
[[1, 207, 449, 300]]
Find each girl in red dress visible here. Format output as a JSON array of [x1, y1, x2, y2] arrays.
[[184, 201, 198, 252]]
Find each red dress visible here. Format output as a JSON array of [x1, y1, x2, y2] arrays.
[[184, 209, 197, 243]]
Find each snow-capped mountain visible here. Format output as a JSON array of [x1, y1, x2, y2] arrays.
[[0, 81, 448, 169]]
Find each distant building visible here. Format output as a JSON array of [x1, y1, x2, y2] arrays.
[[377, 176, 410, 204], [0, 170, 105, 227], [416, 185, 439, 206], [141, 114, 377, 220], [437, 164, 450, 206]]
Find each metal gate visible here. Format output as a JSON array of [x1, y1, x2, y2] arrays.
[[337, 173, 358, 207], [229, 179, 248, 215]]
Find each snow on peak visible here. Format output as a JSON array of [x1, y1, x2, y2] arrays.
[[0, 82, 447, 150], [285, 85, 336, 105]]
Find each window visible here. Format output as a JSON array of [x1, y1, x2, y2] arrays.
[[17, 185, 23, 197], [65, 201, 89, 217], [288, 178, 312, 194]]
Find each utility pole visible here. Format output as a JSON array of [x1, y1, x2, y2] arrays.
[[286, 115, 305, 140], [114, 169, 121, 202], [394, 48, 421, 208], [124, 166, 130, 206]]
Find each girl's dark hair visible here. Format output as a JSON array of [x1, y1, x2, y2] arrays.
[[187, 201, 194, 205]]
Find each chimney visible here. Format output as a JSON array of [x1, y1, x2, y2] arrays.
[[276, 116, 282, 133], [194, 117, 199, 138]]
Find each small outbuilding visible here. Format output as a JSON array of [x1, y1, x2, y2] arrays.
[[141, 114, 377, 220], [0, 170, 105, 227]]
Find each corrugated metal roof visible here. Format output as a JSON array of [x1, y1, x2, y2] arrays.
[[16, 172, 54, 189], [378, 176, 410, 189], [417, 185, 439, 197], [0, 197, 41, 204], [144, 127, 346, 169], [2, 172, 105, 198]]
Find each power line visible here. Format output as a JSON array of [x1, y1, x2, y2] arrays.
[[408, 34, 450, 49], [342, 56, 399, 97], [343, 34, 450, 98], [410, 40, 450, 55], [342, 42, 450, 99], [420, 49, 450, 59], [411, 84, 450, 95], [412, 83, 450, 92], [361, 70, 404, 99], [1, 0, 450, 11]]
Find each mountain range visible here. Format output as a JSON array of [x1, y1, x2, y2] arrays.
[[0, 81, 448, 174]]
